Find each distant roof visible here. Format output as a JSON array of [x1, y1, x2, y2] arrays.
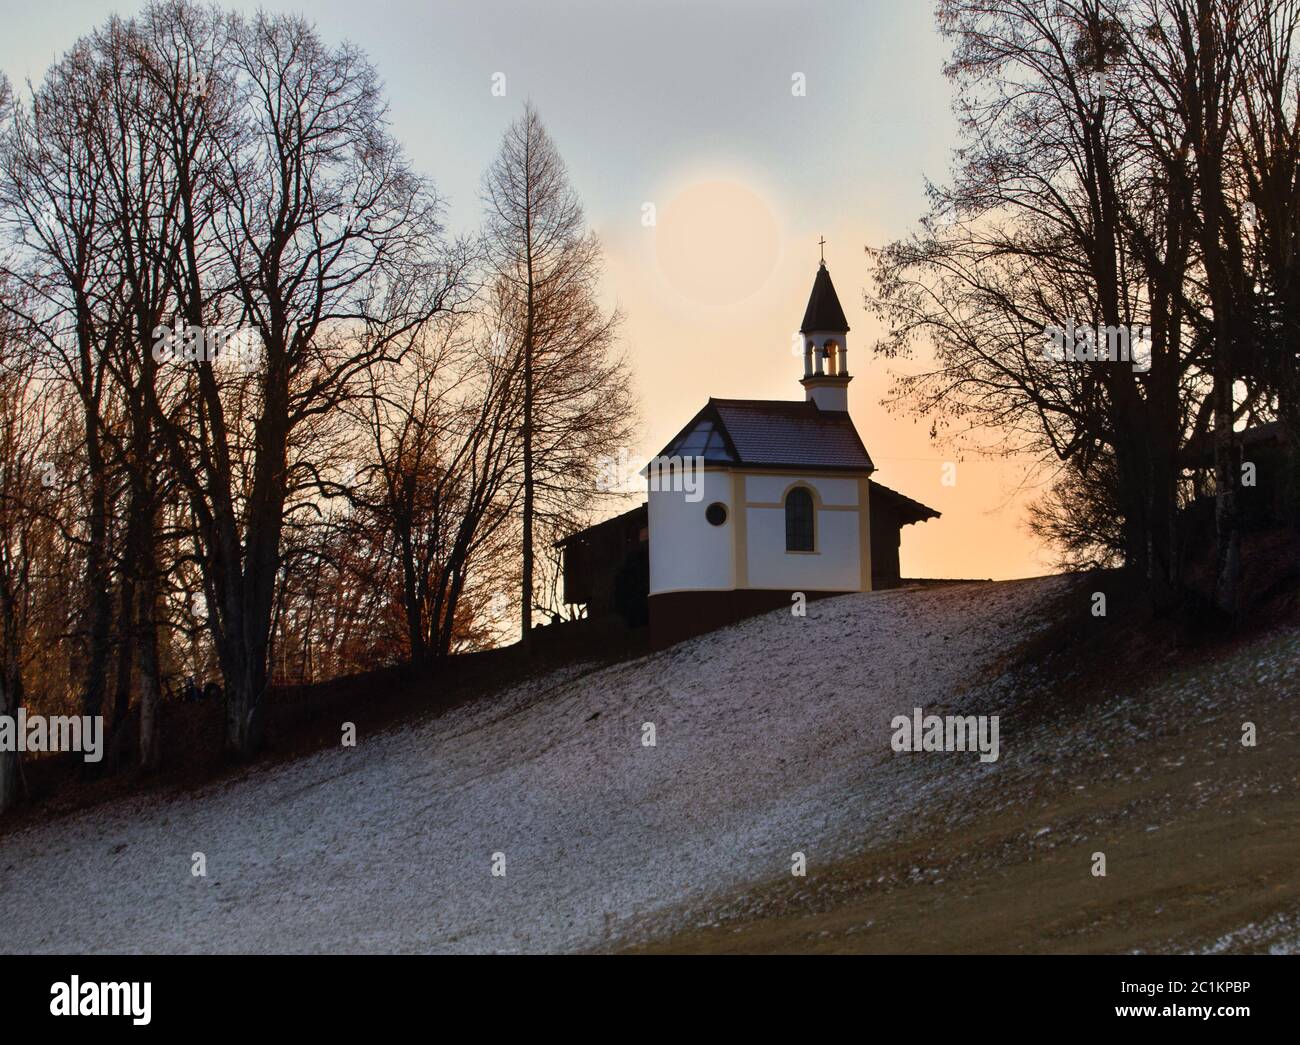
[[1179, 420, 1288, 468], [654, 398, 875, 472], [800, 263, 850, 333], [554, 503, 646, 548], [871, 481, 941, 526]]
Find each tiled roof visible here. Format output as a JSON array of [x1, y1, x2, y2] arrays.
[[800, 263, 850, 333], [656, 398, 875, 472]]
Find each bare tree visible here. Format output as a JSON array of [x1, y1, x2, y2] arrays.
[[1109, 0, 1300, 611], [870, 0, 1299, 613], [0, 294, 59, 810], [0, 40, 120, 725], [0, 5, 647, 796], [481, 103, 635, 644], [125, 9, 468, 756], [350, 306, 522, 662]]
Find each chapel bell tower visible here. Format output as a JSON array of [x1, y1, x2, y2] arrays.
[[799, 248, 852, 412]]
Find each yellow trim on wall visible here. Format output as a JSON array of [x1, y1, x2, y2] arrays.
[[726, 470, 872, 585], [776, 478, 822, 509], [731, 471, 748, 588], [747, 502, 857, 511], [688, 465, 874, 479], [858, 477, 873, 591]]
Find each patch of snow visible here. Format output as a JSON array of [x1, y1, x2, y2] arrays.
[[3, 572, 1296, 954], [0, 577, 1070, 953]]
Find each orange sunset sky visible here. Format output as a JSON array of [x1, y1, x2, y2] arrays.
[[0, 0, 1058, 579]]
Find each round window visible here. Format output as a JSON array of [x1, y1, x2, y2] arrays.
[[705, 502, 728, 526]]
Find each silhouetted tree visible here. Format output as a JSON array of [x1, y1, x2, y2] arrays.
[[481, 103, 635, 646]]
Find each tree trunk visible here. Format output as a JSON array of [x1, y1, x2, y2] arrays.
[[519, 234, 535, 649], [1144, 314, 1185, 614], [0, 594, 23, 814], [138, 540, 162, 772], [81, 432, 113, 728], [224, 653, 266, 760], [112, 467, 152, 744], [520, 350, 534, 648], [1212, 361, 1241, 615], [1146, 432, 1183, 614], [111, 574, 136, 732], [139, 658, 161, 772], [0, 681, 16, 815]]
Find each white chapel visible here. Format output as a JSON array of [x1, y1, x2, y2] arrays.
[[643, 259, 940, 646]]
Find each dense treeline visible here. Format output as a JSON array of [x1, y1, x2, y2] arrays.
[[871, 0, 1300, 612], [0, 1, 634, 805]]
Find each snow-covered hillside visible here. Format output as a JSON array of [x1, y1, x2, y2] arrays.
[[2, 575, 1296, 954]]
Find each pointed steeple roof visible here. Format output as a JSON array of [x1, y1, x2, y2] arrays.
[[800, 263, 850, 334]]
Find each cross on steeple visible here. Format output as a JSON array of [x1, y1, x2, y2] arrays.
[[818, 236, 827, 265]]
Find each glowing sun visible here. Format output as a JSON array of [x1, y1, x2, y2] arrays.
[[654, 180, 781, 307]]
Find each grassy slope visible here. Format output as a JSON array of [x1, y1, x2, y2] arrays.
[[6, 573, 1296, 953], [2, 623, 648, 839], [630, 585, 1300, 954]]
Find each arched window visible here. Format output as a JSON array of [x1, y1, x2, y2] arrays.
[[785, 487, 814, 552]]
